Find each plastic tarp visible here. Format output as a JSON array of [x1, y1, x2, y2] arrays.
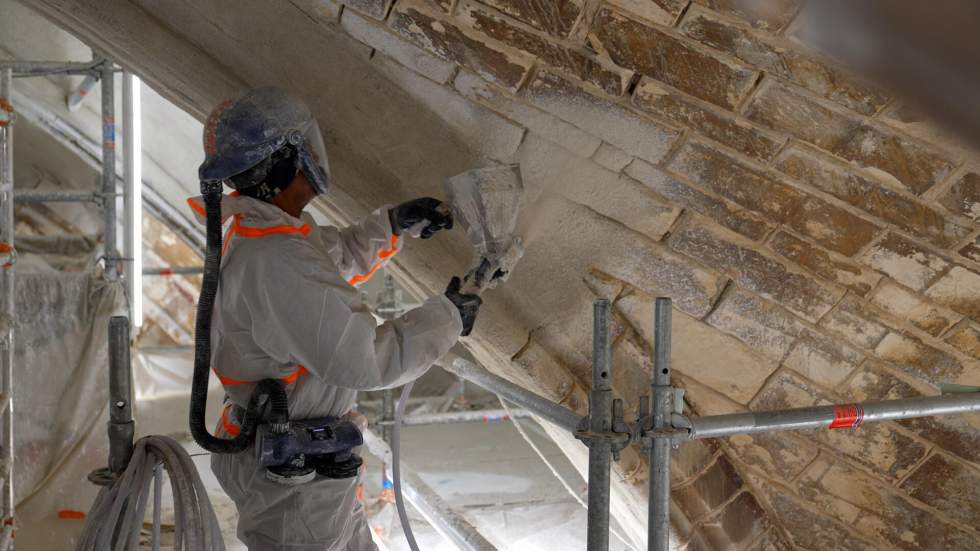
[[13, 270, 127, 549]]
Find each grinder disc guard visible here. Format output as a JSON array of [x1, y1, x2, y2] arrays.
[[445, 164, 525, 292]]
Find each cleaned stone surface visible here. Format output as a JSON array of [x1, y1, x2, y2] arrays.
[[476, 0, 582, 37], [633, 78, 785, 162], [680, 7, 888, 115], [692, 0, 799, 31], [764, 492, 875, 551], [925, 265, 980, 321], [751, 369, 825, 410], [945, 322, 980, 360], [454, 69, 601, 158], [863, 233, 950, 291], [706, 286, 806, 361], [901, 453, 980, 526], [783, 328, 863, 387], [590, 7, 758, 109], [670, 223, 843, 322], [829, 124, 957, 196], [870, 280, 960, 337], [626, 159, 773, 241], [672, 456, 744, 521], [776, 145, 970, 248], [939, 171, 980, 221], [702, 491, 769, 548], [524, 70, 682, 163], [389, 0, 535, 91], [745, 79, 861, 150], [822, 421, 928, 480], [819, 295, 892, 350], [875, 332, 966, 384], [459, 0, 630, 95], [615, 292, 776, 404], [768, 230, 881, 295], [341, 0, 392, 19], [341, 8, 457, 83], [518, 135, 681, 242], [591, 142, 632, 172], [290, 0, 342, 22], [668, 141, 878, 256]]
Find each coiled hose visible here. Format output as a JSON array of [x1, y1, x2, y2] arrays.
[[189, 186, 288, 453], [76, 435, 225, 551]]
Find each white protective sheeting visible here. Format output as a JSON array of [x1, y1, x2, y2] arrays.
[[12, 270, 126, 549]]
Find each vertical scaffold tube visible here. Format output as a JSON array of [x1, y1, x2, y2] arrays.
[[100, 61, 117, 280], [0, 67, 14, 525], [586, 299, 612, 551], [649, 298, 672, 551]]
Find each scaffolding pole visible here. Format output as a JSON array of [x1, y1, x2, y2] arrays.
[[0, 66, 13, 528], [0, 60, 100, 76], [99, 60, 118, 280], [584, 300, 613, 551], [142, 266, 204, 276], [648, 299, 672, 551], [13, 190, 104, 204], [380, 408, 531, 426]]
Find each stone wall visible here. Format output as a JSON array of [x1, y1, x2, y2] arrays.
[[29, 0, 980, 548], [286, 1, 980, 548]]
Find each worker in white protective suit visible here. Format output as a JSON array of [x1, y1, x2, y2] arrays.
[[190, 87, 482, 550]]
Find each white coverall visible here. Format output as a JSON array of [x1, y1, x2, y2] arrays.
[[188, 194, 463, 550]]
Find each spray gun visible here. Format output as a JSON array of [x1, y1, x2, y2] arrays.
[[444, 164, 525, 295]]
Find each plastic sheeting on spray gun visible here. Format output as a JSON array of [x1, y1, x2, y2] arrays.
[[445, 164, 525, 293]]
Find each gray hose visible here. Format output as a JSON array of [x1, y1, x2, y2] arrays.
[[76, 435, 225, 551], [392, 381, 421, 551]]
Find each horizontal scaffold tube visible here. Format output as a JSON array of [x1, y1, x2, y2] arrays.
[[443, 358, 582, 434], [685, 392, 980, 440]]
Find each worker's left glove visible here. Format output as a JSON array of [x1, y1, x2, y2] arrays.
[[445, 276, 482, 336], [389, 197, 453, 239]]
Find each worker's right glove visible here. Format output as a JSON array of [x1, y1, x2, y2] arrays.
[[445, 276, 482, 337]]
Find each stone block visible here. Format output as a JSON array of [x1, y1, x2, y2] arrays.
[[668, 141, 878, 256], [776, 145, 970, 248], [590, 7, 758, 109], [706, 286, 806, 362], [605, 0, 688, 26], [680, 7, 888, 115], [692, 0, 799, 31], [751, 369, 825, 411], [765, 492, 876, 551], [818, 295, 891, 350], [626, 159, 773, 241], [925, 266, 980, 321], [727, 432, 818, 482], [672, 456, 744, 521], [821, 421, 927, 480], [341, 0, 393, 19], [939, 171, 980, 221], [389, 0, 534, 91], [670, 439, 718, 485], [830, 124, 956, 197], [517, 135, 681, 242], [476, 0, 582, 37], [870, 280, 959, 337], [454, 69, 601, 158], [945, 322, 980, 360], [524, 70, 682, 163], [901, 453, 980, 530], [458, 1, 630, 95], [616, 292, 776, 404], [591, 142, 631, 172], [874, 332, 966, 385], [290, 0, 342, 22], [670, 223, 843, 322], [633, 78, 785, 162], [744, 78, 861, 150], [863, 233, 950, 291], [768, 230, 881, 295], [783, 327, 863, 387], [341, 8, 456, 83], [959, 237, 980, 264]]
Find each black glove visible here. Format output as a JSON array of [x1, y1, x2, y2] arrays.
[[445, 276, 482, 336], [389, 197, 453, 239]]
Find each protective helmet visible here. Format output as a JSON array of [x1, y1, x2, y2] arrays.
[[198, 87, 330, 195]]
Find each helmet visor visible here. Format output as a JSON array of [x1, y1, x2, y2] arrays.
[[298, 120, 330, 195]]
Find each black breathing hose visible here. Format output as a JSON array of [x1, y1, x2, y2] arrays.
[[189, 185, 289, 453]]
